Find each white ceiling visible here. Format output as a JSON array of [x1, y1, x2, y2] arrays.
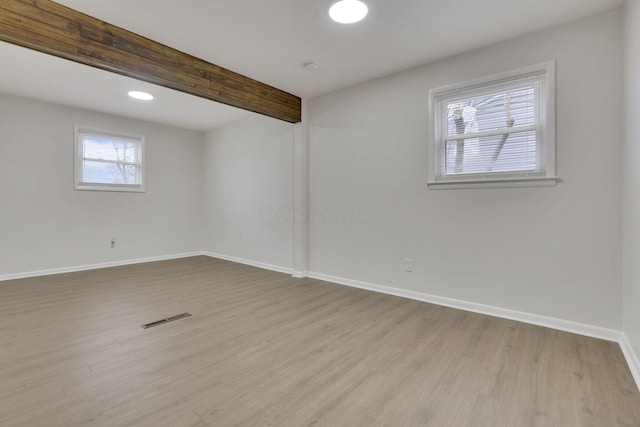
[[0, 0, 623, 130], [0, 42, 253, 131]]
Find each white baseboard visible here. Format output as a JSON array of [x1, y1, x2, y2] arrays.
[[193, 253, 640, 392], [307, 270, 639, 392], [204, 252, 294, 276], [0, 251, 206, 282], [2, 251, 637, 392], [619, 334, 640, 391], [307, 271, 621, 341]]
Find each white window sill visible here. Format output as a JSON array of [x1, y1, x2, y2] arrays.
[[75, 183, 146, 193], [427, 176, 559, 190]]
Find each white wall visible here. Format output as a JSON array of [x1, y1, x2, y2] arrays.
[[0, 8, 628, 337], [308, 9, 623, 329], [623, 0, 640, 360], [0, 94, 203, 277], [202, 114, 296, 270]]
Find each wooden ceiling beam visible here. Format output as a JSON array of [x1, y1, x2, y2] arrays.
[[0, 0, 302, 123]]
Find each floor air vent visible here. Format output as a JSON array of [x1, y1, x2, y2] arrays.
[[142, 312, 192, 329]]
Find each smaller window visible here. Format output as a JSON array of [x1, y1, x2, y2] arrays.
[[74, 126, 145, 192], [428, 62, 557, 189]]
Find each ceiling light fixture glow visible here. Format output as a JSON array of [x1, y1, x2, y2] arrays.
[[329, 0, 368, 24], [128, 90, 154, 101]]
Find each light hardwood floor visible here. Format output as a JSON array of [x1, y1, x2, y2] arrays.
[[0, 256, 638, 426]]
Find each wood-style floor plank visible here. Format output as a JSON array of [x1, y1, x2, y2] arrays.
[[0, 256, 638, 426]]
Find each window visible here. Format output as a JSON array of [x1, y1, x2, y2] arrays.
[[74, 126, 145, 192], [428, 62, 557, 189]]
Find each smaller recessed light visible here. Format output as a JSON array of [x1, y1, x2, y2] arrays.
[[329, 0, 368, 24], [128, 91, 154, 101]]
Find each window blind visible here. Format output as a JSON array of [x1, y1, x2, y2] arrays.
[[432, 68, 550, 183]]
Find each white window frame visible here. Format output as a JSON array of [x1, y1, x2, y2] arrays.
[[428, 62, 558, 189], [74, 125, 145, 192]]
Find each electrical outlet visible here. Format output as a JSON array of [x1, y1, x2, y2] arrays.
[[110, 238, 116, 248], [404, 258, 413, 272], [241, 236, 248, 246]]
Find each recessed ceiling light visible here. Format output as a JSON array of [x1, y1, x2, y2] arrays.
[[329, 0, 368, 24], [128, 90, 154, 101]]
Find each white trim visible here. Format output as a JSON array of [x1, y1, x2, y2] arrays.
[[1, 252, 636, 392], [292, 114, 310, 276], [306, 271, 639, 391], [75, 182, 146, 192], [428, 176, 559, 190], [203, 252, 294, 276], [0, 252, 205, 282], [619, 334, 640, 392], [74, 125, 146, 193], [428, 61, 556, 188], [306, 271, 622, 342], [431, 61, 555, 100]]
